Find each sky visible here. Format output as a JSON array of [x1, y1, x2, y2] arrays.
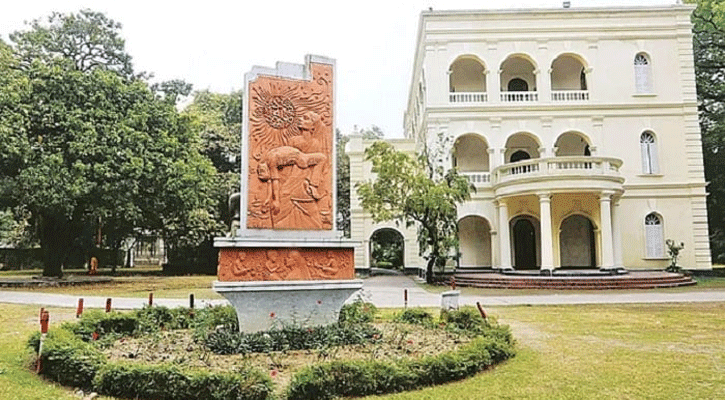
[[1, 0, 676, 138]]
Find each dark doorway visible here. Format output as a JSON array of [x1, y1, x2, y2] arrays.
[[559, 215, 596, 268], [510, 150, 531, 163], [513, 218, 537, 269], [369, 228, 405, 270], [508, 78, 529, 92]]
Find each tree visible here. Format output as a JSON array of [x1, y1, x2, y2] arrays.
[[182, 90, 243, 235], [689, 0, 725, 262], [355, 141, 472, 283], [0, 11, 216, 277], [9, 9, 135, 78]]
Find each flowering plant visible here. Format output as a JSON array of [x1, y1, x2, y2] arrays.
[[665, 239, 685, 272]]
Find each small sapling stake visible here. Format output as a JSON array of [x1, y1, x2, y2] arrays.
[[404, 289, 408, 309], [476, 302, 487, 320], [105, 298, 112, 313], [148, 292, 153, 306], [450, 277, 456, 290], [37, 310, 49, 373], [76, 298, 84, 318], [189, 293, 195, 309]]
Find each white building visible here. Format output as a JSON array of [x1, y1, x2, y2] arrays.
[[349, 4, 712, 273]]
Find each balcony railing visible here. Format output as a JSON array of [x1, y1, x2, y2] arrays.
[[500, 91, 538, 102], [495, 156, 623, 183], [461, 171, 491, 185], [551, 90, 589, 101], [449, 92, 488, 103]]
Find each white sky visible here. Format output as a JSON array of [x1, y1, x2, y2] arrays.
[[1, 0, 675, 138]]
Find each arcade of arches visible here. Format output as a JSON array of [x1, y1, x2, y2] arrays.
[[457, 193, 621, 271]]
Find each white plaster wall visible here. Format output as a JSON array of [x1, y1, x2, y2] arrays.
[[391, 4, 712, 270]]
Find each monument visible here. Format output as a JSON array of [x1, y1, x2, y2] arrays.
[[214, 55, 362, 332]]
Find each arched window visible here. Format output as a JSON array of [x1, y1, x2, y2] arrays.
[[640, 131, 659, 174], [508, 78, 529, 92], [644, 213, 664, 258], [634, 53, 653, 93]]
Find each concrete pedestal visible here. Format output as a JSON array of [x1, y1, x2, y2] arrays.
[[213, 279, 363, 332]]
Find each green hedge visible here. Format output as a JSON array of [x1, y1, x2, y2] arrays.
[[286, 335, 515, 400], [93, 363, 272, 400], [27, 304, 514, 399], [27, 306, 272, 399], [28, 329, 106, 389]]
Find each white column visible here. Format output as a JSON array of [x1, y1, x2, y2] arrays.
[[498, 201, 512, 269], [599, 191, 615, 269], [488, 148, 498, 170], [539, 193, 554, 271], [499, 148, 507, 166], [612, 197, 624, 269]]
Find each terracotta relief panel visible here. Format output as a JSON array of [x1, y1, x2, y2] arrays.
[[218, 248, 354, 282], [246, 63, 333, 230]]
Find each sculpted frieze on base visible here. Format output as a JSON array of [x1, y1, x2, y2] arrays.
[[218, 247, 354, 282]]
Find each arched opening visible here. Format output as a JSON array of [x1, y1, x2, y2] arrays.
[[500, 55, 537, 92], [559, 214, 597, 268], [457, 216, 492, 267], [369, 228, 404, 270], [508, 78, 529, 92], [555, 131, 591, 157], [449, 56, 487, 93], [511, 216, 540, 270], [452, 134, 490, 172], [505, 133, 541, 163], [551, 54, 588, 90], [510, 150, 531, 163]]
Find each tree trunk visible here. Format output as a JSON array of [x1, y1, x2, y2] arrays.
[[426, 257, 436, 284], [39, 214, 74, 278]]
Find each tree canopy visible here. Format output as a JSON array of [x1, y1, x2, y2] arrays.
[[355, 140, 472, 283], [689, 0, 725, 262], [0, 10, 216, 276], [9, 9, 135, 78]]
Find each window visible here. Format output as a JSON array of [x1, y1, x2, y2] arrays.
[[640, 131, 659, 174], [634, 53, 653, 93], [644, 213, 664, 258], [508, 78, 529, 92]]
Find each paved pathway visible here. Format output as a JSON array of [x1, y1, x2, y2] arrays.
[[1, 275, 724, 309]]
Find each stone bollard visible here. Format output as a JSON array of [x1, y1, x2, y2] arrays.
[[441, 290, 460, 311]]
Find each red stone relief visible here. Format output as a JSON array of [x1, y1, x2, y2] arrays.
[[246, 63, 333, 230], [218, 248, 354, 282]]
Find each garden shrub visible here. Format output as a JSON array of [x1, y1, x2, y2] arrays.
[[205, 322, 381, 355], [338, 300, 377, 324], [395, 307, 433, 325], [93, 363, 273, 400], [62, 310, 138, 341], [136, 305, 195, 332]]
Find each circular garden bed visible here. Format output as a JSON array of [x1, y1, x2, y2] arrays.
[[28, 302, 515, 399]]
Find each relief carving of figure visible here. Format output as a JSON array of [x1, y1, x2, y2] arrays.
[[246, 63, 333, 230], [285, 250, 312, 280]]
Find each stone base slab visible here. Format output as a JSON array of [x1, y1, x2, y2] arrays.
[[213, 279, 363, 332]]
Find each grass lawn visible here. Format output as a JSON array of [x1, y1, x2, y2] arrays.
[[1, 301, 723, 399], [0, 267, 222, 300], [366, 302, 725, 400]]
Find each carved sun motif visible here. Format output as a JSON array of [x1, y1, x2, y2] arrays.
[[249, 68, 332, 162], [260, 95, 296, 129]]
